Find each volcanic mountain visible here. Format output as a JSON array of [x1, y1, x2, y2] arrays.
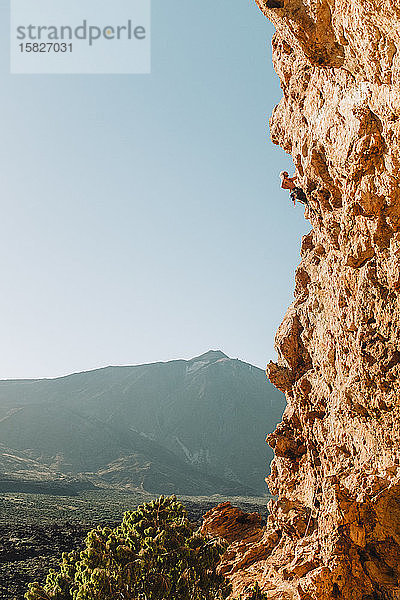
[[0, 350, 285, 495]]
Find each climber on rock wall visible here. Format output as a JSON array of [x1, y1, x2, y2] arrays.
[[280, 171, 308, 207]]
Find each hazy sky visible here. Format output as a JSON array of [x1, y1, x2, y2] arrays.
[[0, 0, 309, 379]]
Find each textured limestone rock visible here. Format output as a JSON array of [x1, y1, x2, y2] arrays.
[[203, 0, 400, 598]]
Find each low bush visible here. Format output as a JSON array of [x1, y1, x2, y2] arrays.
[[25, 495, 230, 600]]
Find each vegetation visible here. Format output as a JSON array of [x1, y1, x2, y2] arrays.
[[25, 496, 231, 600], [244, 583, 268, 600], [1, 491, 265, 600]]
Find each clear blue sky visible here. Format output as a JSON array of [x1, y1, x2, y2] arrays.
[[0, 0, 309, 378]]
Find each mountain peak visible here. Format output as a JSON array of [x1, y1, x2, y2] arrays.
[[190, 350, 229, 363]]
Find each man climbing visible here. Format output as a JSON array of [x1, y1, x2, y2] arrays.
[[280, 171, 308, 207]]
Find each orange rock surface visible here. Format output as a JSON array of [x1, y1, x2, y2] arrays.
[[203, 0, 400, 597]]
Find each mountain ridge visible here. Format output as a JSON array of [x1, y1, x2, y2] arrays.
[[0, 349, 232, 384], [0, 351, 285, 496]]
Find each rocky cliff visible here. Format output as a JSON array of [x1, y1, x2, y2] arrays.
[[202, 1, 400, 598]]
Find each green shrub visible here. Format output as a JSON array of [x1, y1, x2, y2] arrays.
[[25, 496, 230, 600], [242, 583, 268, 600]]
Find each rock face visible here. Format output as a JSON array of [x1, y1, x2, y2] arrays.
[[203, 1, 400, 598]]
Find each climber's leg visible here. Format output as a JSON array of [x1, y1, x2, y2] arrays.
[[293, 187, 308, 205], [265, 0, 284, 7]]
